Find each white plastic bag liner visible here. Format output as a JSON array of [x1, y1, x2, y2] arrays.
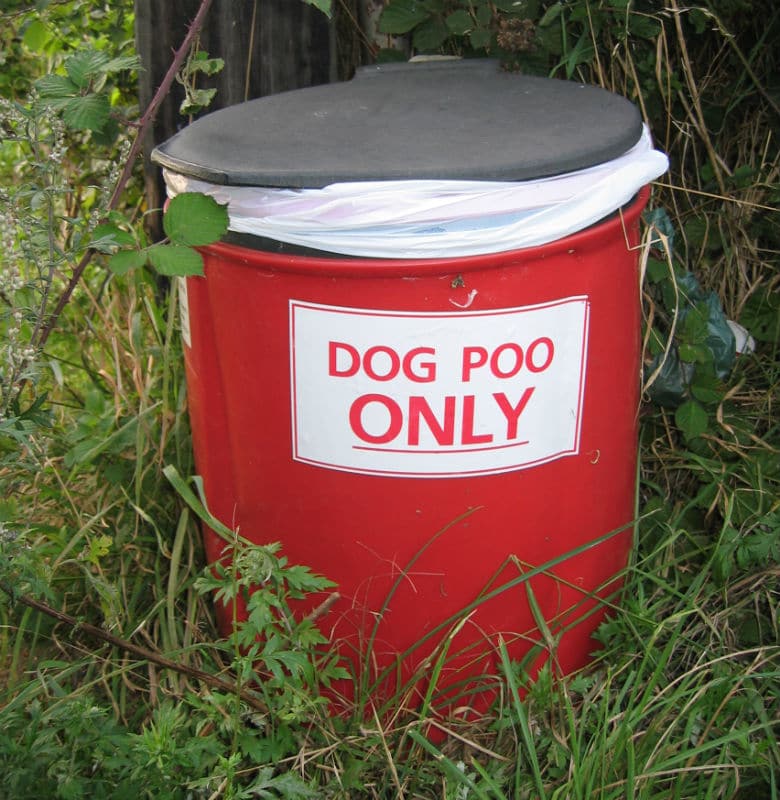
[[163, 125, 668, 259]]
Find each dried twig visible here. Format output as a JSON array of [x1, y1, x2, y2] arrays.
[[1, 581, 269, 713]]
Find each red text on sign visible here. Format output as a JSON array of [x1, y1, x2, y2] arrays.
[[461, 337, 554, 381], [329, 342, 436, 383], [348, 390, 535, 448]]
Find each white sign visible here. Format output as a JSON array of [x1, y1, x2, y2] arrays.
[[290, 297, 590, 478]]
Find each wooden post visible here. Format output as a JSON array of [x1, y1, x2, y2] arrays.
[[134, 0, 334, 239]]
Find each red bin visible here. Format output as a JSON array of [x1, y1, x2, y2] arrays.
[[152, 60, 667, 712]]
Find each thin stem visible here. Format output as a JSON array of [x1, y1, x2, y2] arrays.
[[0, 581, 269, 713]]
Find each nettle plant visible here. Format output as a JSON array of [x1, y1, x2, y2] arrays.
[[0, 98, 82, 434], [33, 48, 231, 280], [0, 47, 227, 457]]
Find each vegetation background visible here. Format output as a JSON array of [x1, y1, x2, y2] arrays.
[[0, 0, 778, 797]]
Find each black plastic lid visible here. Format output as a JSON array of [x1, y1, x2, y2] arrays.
[[152, 59, 643, 189]]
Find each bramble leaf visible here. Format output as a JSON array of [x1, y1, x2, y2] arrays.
[[379, 0, 430, 34], [65, 50, 112, 89], [108, 249, 146, 275], [446, 10, 472, 34], [413, 19, 450, 51], [163, 193, 229, 247], [62, 94, 110, 132], [148, 244, 204, 277], [35, 74, 77, 100], [91, 223, 135, 253], [675, 400, 709, 440]]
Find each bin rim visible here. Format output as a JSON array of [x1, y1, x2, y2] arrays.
[[195, 187, 650, 280]]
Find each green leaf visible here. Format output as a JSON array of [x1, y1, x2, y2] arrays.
[[537, 21, 562, 55], [740, 289, 780, 343], [446, 9, 472, 34], [188, 52, 225, 76], [148, 244, 204, 277], [35, 73, 77, 99], [646, 257, 669, 284], [91, 116, 120, 147], [91, 224, 135, 253], [102, 55, 143, 75], [675, 400, 709, 440], [180, 87, 217, 115], [108, 249, 147, 275], [65, 50, 112, 89], [475, 4, 492, 26], [412, 19, 450, 50], [302, 0, 332, 17], [564, 31, 595, 77], [539, 2, 563, 26], [679, 343, 711, 364], [62, 94, 111, 132], [681, 305, 710, 345], [379, 0, 431, 34], [163, 193, 229, 246], [22, 19, 50, 51], [469, 29, 492, 49], [690, 372, 724, 405], [628, 12, 662, 40]]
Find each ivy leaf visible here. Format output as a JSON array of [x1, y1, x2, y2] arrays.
[[379, 0, 430, 34], [62, 93, 110, 132], [148, 244, 205, 277], [108, 249, 147, 275], [675, 400, 709, 440], [163, 193, 229, 246]]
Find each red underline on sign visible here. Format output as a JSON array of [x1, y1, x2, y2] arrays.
[[352, 441, 530, 455]]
